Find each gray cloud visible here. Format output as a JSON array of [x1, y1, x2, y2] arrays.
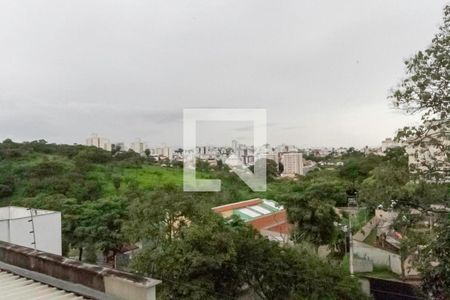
[[0, 0, 446, 147]]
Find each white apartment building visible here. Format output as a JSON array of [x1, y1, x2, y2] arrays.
[[86, 133, 111, 151], [281, 152, 304, 176], [130, 138, 146, 155], [381, 138, 399, 152], [407, 141, 449, 180], [150, 146, 173, 158], [232, 140, 238, 153], [403, 123, 449, 181]]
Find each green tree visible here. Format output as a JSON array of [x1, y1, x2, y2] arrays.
[[76, 197, 128, 261], [112, 175, 122, 191], [419, 216, 450, 299], [359, 163, 410, 209], [125, 188, 204, 245], [390, 6, 450, 295], [132, 214, 367, 300], [282, 182, 341, 247], [391, 5, 449, 181], [249, 158, 279, 182], [338, 154, 382, 188]]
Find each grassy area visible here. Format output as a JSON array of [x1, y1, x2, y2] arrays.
[[0, 145, 296, 207], [360, 266, 400, 280], [88, 164, 219, 197]]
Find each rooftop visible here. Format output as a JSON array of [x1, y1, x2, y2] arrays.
[[0, 269, 85, 300], [212, 198, 284, 222], [0, 241, 160, 300], [212, 199, 292, 242]]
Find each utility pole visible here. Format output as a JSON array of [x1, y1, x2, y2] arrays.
[[349, 218, 354, 276]]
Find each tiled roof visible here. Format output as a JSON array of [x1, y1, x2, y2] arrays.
[[0, 270, 86, 300]]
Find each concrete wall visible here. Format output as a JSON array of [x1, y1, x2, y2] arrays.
[[359, 278, 371, 297], [0, 220, 9, 242], [353, 257, 373, 273], [0, 210, 62, 255], [33, 212, 62, 255], [0, 207, 61, 255], [0, 241, 160, 300], [353, 241, 402, 275]]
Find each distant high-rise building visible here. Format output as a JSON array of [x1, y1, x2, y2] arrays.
[[405, 125, 449, 180], [162, 146, 173, 158], [281, 152, 304, 176], [149, 146, 173, 159], [381, 138, 398, 152], [130, 138, 146, 155], [232, 140, 238, 152], [86, 133, 111, 151]]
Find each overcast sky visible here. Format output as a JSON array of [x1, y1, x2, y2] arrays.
[[0, 0, 447, 148]]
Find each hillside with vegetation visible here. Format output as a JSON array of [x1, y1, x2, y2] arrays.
[[0, 137, 448, 299], [0, 139, 375, 299]]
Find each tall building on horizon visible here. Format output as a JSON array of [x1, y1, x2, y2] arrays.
[[381, 138, 399, 153], [130, 138, 146, 155], [86, 133, 111, 151], [281, 152, 304, 176]]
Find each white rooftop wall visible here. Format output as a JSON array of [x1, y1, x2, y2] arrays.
[[0, 206, 62, 255]]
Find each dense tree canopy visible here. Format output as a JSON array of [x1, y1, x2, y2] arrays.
[[132, 213, 367, 300], [390, 5, 450, 296]]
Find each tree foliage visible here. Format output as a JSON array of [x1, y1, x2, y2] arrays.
[[391, 5, 450, 181], [419, 216, 450, 300], [390, 5, 450, 296], [132, 214, 367, 300]]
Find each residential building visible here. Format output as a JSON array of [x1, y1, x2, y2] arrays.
[[130, 138, 146, 155], [405, 124, 449, 180], [281, 152, 304, 176], [86, 133, 111, 151], [232, 140, 238, 153], [381, 138, 398, 153], [150, 146, 173, 159]]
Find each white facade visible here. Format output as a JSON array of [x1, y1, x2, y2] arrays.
[[405, 126, 449, 180], [381, 138, 398, 152], [281, 152, 304, 176], [130, 138, 146, 155], [86, 133, 111, 151], [150, 146, 173, 158], [0, 206, 62, 255]]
